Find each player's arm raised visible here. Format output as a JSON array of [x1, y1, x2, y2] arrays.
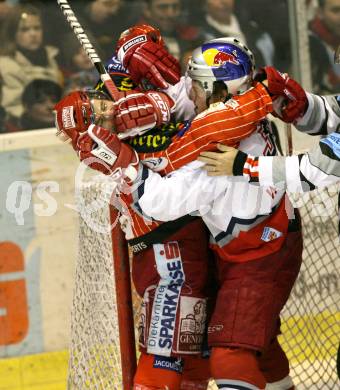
[[116, 24, 181, 89], [197, 70, 340, 192], [139, 81, 274, 175]]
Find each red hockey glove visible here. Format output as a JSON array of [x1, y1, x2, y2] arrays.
[[77, 124, 139, 181], [256, 66, 308, 123], [116, 24, 181, 89], [113, 90, 175, 138]]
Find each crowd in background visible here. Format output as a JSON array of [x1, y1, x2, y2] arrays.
[[0, 0, 339, 133]]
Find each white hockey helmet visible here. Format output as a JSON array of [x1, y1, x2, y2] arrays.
[[187, 37, 255, 96]]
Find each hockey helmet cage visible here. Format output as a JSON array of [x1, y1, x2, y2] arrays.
[[187, 37, 255, 96], [54, 89, 109, 142]]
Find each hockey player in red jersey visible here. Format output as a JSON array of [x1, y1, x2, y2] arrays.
[[54, 67, 270, 390], [196, 67, 340, 193], [112, 38, 301, 390], [55, 28, 301, 390]]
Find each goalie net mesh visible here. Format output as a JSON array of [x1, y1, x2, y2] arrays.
[[68, 177, 138, 389], [68, 176, 340, 390]]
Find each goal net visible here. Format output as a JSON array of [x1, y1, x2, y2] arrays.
[[280, 186, 340, 389], [68, 174, 138, 389], [68, 174, 340, 390]]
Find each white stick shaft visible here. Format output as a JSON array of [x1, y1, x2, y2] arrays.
[[57, 0, 102, 67], [57, 0, 119, 100]]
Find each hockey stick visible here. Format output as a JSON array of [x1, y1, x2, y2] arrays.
[[57, 0, 120, 101], [57, 3, 136, 387]]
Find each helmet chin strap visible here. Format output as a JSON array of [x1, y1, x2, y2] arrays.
[[205, 93, 212, 108], [223, 93, 233, 103], [208, 80, 230, 106]]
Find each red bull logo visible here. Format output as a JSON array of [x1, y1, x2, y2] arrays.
[[213, 51, 239, 65], [203, 48, 239, 66]]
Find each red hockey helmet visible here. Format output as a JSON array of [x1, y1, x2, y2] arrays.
[[54, 90, 109, 149], [116, 24, 164, 52]]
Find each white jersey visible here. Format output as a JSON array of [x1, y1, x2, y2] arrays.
[[165, 76, 196, 122], [128, 122, 288, 251], [239, 93, 340, 192]]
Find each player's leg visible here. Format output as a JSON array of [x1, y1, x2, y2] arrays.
[[179, 258, 218, 390], [259, 335, 295, 390], [180, 355, 211, 389], [133, 352, 183, 390], [133, 354, 212, 390], [210, 346, 266, 389], [259, 227, 302, 390], [208, 229, 303, 390], [132, 219, 212, 389]]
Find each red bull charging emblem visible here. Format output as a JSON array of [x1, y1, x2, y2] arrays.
[[203, 48, 239, 66]]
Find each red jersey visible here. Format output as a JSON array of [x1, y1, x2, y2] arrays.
[[123, 82, 273, 239], [139, 82, 273, 175]]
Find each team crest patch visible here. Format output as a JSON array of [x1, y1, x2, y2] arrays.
[[261, 227, 283, 242], [153, 356, 183, 373], [177, 297, 207, 354], [142, 157, 169, 172]]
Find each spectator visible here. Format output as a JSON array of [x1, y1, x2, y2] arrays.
[[0, 0, 15, 23], [195, 0, 275, 68], [142, 0, 203, 64], [201, 0, 247, 42], [18, 0, 71, 50], [235, 0, 333, 93], [235, 0, 287, 69], [0, 4, 63, 119], [60, 33, 99, 94], [0, 76, 6, 133], [74, 0, 139, 61], [310, 0, 340, 92], [4, 79, 62, 132]]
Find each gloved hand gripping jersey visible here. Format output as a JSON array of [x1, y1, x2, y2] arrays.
[[256, 66, 308, 123]]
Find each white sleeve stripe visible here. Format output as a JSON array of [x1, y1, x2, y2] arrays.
[[296, 93, 315, 126], [192, 97, 270, 129], [258, 155, 274, 186], [171, 128, 255, 165], [168, 107, 265, 158], [286, 155, 304, 192], [295, 93, 325, 134]]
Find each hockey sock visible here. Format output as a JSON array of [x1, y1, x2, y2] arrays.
[[210, 347, 266, 390], [180, 355, 211, 389], [265, 377, 295, 390], [134, 353, 183, 390], [259, 337, 294, 389]]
